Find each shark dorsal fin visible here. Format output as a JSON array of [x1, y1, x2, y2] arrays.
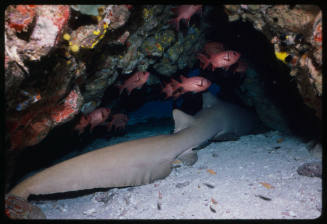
[[202, 92, 219, 109], [172, 109, 195, 133]]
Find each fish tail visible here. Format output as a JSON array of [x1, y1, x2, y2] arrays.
[[170, 7, 178, 14], [169, 18, 179, 31], [197, 53, 209, 70]]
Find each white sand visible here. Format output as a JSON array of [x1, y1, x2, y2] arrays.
[[31, 129, 322, 219]]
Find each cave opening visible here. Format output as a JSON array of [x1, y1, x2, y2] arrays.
[[4, 5, 322, 219]]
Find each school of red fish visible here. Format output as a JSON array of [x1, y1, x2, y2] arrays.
[[74, 5, 247, 135]]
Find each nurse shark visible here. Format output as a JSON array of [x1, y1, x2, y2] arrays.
[[7, 92, 260, 218]]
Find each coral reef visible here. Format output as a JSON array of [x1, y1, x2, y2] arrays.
[[224, 5, 322, 119], [5, 4, 321, 152]]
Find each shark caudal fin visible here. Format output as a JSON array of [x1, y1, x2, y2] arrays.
[[202, 92, 220, 109], [172, 109, 195, 133]]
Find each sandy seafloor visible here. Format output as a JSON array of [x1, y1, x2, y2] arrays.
[[29, 116, 322, 219]]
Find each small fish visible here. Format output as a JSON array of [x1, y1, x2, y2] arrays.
[[161, 82, 175, 99], [16, 93, 42, 111], [197, 50, 240, 71], [173, 75, 211, 94], [106, 113, 128, 132], [74, 115, 89, 135], [87, 107, 111, 133], [169, 5, 202, 31], [118, 71, 150, 95]]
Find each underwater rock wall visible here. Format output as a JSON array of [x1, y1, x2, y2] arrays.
[[4, 5, 206, 151], [224, 5, 322, 119], [4, 4, 322, 150]]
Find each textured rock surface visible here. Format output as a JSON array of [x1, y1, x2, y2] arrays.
[[224, 4, 322, 119], [297, 161, 322, 178], [237, 69, 291, 133]]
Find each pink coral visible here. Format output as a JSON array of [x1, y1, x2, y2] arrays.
[[8, 5, 36, 32], [50, 89, 79, 124]]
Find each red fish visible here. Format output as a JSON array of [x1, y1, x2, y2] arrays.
[[172, 75, 211, 94], [197, 50, 240, 71], [118, 71, 150, 95], [106, 113, 128, 132], [203, 42, 224, 56], [74, 115, 89, 135], [169, 5, 202, 31], [88, 107, 111, 133], [161, 81, 175, 99], [170, 79, 184, 99]]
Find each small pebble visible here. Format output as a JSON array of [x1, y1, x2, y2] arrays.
[[176, 181, 190, 188], [203, 183, 215, 189], [209, 206, 216, 213]]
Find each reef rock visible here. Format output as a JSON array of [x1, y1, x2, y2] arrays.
[[224, 4, 322, 119]]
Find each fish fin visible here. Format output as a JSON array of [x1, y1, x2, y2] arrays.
[[212, 132, 240, 142], [170, 7, 179, 14], [172, 109, 195, 133], [202, 92, 219, 108], [177, 148, 198, 166], [179, 75, 187, 81], [192, 140, 211, 151], [169, 18, 179, 31], [197, 53, 209, 70]]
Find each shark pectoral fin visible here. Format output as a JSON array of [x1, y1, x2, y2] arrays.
[[176, 148, 198, 166], [211, 132, 240, 142], [192, 140, 211, 151], [152, 160, 173, 182], [172, 109, 195, 133]]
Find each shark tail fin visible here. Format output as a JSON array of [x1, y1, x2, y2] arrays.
[[202, 92, 219, 109], [172, 109, 195, 133]]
